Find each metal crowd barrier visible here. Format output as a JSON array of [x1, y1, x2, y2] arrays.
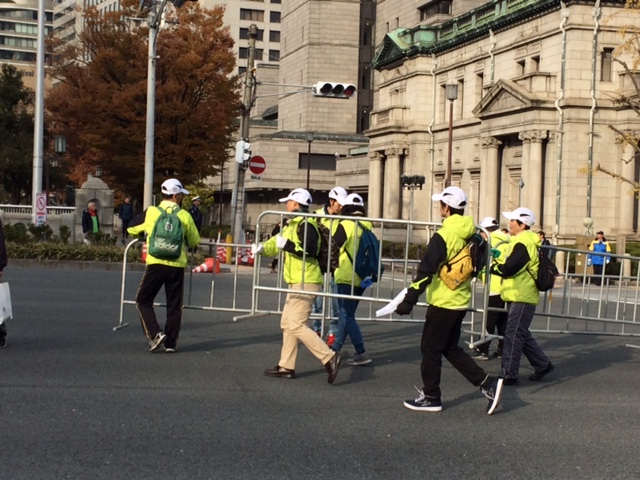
[[115, 215, 640, 346]]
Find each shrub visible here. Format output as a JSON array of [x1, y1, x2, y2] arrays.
[[4, 223, 29, 243]]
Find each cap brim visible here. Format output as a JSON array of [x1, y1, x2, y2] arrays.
[[180, 188, 189, 195], [279, 196, 290, 203], [431, 193, 444, 202]]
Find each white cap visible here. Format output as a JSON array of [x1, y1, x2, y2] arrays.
[[432, 186, 467, 209], [480, 217, 499, 228], [192, 196, 201, 202], [161, 178, 189, 195], [502, 207, 536, 227], [279, 188, 312, 206], [343, 193, 364, 206], [328, 186, 348, 204]]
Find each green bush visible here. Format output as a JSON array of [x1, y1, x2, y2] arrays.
[[4, 223, 29, 243], [59, 225, 71, 244]]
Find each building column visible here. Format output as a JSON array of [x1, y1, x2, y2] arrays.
[[368, 151, 384, 218], [479, 136, 501, 219], [619, 139, 636, 234], [383, 148, 402, 219], [528, 130, 546, 221]]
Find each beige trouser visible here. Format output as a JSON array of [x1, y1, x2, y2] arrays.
[[279, 283, 336, 370]]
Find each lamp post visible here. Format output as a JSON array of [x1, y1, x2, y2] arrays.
[[517, 177, 525, 206], [46, 135, 66, 205], [305, 131, 315, 190], [401, 174, 426, 241], [445, 81, 458, 188]]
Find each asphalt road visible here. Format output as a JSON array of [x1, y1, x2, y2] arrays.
[[1, 265, 639, 479]]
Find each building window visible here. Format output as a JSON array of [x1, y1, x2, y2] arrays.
[[239, 47, 248, 59], [271, 0, 281, 3], [239, 66, 247, 75], [298, 153, 337, 171], [531, 55, 540, 72], [476, 72, 484, 101], [269, 30, 280, 42], [240, 9, 264, 21], [268, 49, 280, 61], [418, 0, 452, 21], [255, 49, 264, 60], [239, 28, 264, 41], [270, 11, 281, 23], [601, 48, 614, 82], [517, 59, 525, 76]]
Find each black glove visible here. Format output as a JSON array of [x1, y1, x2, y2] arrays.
[[395, 288, 420, 316]]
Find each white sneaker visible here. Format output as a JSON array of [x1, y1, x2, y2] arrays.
[[346, 352, 372, 366], [148, 332, 166, 352]]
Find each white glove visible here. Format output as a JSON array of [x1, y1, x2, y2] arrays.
[[251, 243, 264, 255], [275, 235, 288, 249]]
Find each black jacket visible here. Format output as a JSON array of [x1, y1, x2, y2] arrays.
[[0, 219, 7, 272], [188, 203, 203, 232]]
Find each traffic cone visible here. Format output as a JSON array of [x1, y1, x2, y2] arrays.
[[193, 257, 221, 274], [216, 245, 227, 263], [141, 242, 148, 263]]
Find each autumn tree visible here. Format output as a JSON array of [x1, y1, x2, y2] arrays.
[[47, 0, 241, 203], [0, 64, 34, 204]]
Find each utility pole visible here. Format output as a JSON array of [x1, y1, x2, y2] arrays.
[[31, 0, 45, 224], [231, 24, 257, 244], [143, 0, 169, 210]]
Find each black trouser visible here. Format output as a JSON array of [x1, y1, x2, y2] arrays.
[[421, 305, 488, 398], [122, 219, 132, 238], [0, 322, 6, 340], [592, 264, 603, 286], [135, 264, 185, 349], [477, 295, 508, 355]]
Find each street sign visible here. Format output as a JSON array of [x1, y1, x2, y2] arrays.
[[248, 156, 266, 175], [36, 192, 47, 226]]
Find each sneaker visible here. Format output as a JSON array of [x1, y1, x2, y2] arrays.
[[0, 337, 6, 348], [529, 362, 555, 382], [325, 352, 341, 384], [164, 347, 176, 353], [403, 387, 442, 412], [503, 378, 519, 386], [482, 376, 504, 415], [346, 352, 372, 366], [326, 333, 335, 347], [471, 350, 490, 361], [492, 349, 502, 359], [148, 332, 166, 352]]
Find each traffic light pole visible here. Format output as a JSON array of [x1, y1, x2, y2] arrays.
[[141, 0, 170, 210], [230, 24, 257, 245]]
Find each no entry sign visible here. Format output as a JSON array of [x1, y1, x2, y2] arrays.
[[248, 156, 266, 175]]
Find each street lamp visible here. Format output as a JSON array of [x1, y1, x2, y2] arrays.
[[445, 81, 458, 187], [401, 174, 426, 241], [305, 131, 315, 190], [46, 135, 66, 205]]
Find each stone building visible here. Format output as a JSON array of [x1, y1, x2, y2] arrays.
[[367, 0, 640, 242]]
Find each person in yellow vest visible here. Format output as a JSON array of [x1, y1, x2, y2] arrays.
[[329, 193, 372, 366], [395, 186, 503, 415], [490, 207, 554, 385], [128, 179, 200, 353], [312, 186, 348, 345], [252, 188, 341, 384], [472, 217, 510, 360]]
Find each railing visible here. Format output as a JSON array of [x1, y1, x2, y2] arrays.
[[0, 204, 75, 216]]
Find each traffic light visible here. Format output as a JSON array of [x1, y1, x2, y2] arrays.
[[235, 140, 251, 164], [312, 82, 357, 99]]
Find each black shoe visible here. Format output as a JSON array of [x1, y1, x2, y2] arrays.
[[325, 352, 341, 384], [503, 378, 519, 386], [481, 377, 504, 415], [0, 336, 6, 348], [264, 365, 296, 379], [529, 362, 555, 382]]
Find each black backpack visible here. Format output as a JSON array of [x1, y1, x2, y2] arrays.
[[529, 251, 559, 291], [315, 222, 341, 275], [345, 225, 384, 282]]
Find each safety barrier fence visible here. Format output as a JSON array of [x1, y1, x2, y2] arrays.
[[115, 214, 640, 348]]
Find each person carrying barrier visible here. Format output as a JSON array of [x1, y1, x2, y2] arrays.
[[251, 188, 341, 384], [395, 186, 504, 415], [312, 186, 348, 345], [472, 217, 510, 361], [328, 193, 373, 366], [128, 178, 200, 353], [588, 230, 611, 286], [490, 207, 555, 385]]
